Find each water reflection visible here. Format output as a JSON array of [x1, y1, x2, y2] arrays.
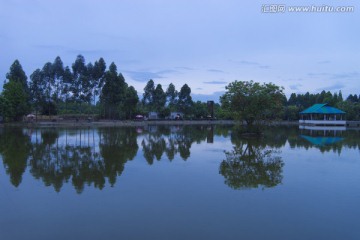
[[296, 127, 355, 154], [25, 128, 137, 193], [0, 125, 359, 193], [141, 125, 217, 163], [0, 128, 31, 187], [219, 128, 284, 190]]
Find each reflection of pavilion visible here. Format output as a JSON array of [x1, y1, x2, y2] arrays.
[[299, 127, 344, 146], [299, 125, 346, 131], [300, 135, 344, 146]]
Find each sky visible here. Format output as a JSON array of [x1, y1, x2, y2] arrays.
[[0, 0, 359, 102]]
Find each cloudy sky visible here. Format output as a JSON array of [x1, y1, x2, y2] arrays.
[[1, 0, 359, 102]]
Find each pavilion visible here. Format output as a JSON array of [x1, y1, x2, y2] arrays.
[[299, 103, 346, 126]]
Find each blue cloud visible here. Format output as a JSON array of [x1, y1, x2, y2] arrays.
[[316, 82, 345, 92], [203, 81, 228, 85], [238, 60, 259, 65], [175, 66, 195, 71], [230, 60, 270, 69], [124, 69, 178, 82], [192, 91, 225, 103], [124, 71, 164, 82], [308, 72, 358, 80], [289, 84, 302, 90], [259, 65, 270, 69], [207, 69, 225, 73], [317, 60, 331, 64], [331, 72, 358, 79]]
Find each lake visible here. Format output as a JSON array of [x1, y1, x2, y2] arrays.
[[0, 125, 359, 240]]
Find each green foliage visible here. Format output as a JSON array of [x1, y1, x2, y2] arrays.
[[2, 60, 31, 121], [178, 84, 193, 116], [6, 59, 29, 94], [336, 101, 360, 120], [283, 105, 301, 121], [153, 84, 166, 112], [124, 86, 139, 119], [192, 101, 208, 119], [220, 80, 285, 126], [166, 83, 177, 110], [142, 79, 155, 111], [1, 81, 29, 121], [287, 90, 343, 109], [100, 62, 138, 119]]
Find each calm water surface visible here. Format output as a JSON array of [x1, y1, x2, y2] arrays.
[[0, 125, 359, 240]]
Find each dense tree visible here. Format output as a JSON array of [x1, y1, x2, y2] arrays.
[[166, 83, 177, 109], [40, 62, 56, 115], [177, 84, 193, 116], [91, 57, 106, 105], [0, 95, 11, 121], [142, 79, 155, 111], [220, 80, 285, 128], [72, 55, 92, 104], [61, 66, 73, 108], [29, 69, 46, 116], [124, 86, 139, 119], [2, 60, 31, 120], [1, 78, 29, 121], [192, 101, 208, 119], [52, 56, 65, 102], [153, 84, 166, 112], [347, 94, 359, 103], [100, 63, 128, 119], [6, 60, 29, 95]]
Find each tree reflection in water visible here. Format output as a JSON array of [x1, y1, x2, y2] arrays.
[[0, 128, 31, 187], [2, 125, 355, 193], [14, 127, 138, 193], [219, 129, 284, 190], [140, 125, 212, 163]]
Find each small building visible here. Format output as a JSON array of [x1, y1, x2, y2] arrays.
[[299, 103, 346, 126], [148, 112, 159, 120], [169, 112, 184, 120]]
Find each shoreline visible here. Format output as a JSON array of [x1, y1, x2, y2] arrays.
[[0, 120, 300, 128]]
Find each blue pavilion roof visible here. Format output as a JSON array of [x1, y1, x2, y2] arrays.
[[299, 103, 345, 114]]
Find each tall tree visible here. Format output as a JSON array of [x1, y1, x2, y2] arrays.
[[166, 83, 177, 110], [1, 81, 29, 121], [52, 56, 65, 102], [41, 62, 56, 115], [71, 55, 90, 104], [100, 62, 128, 119], [142, 79, 155, 111], [29, 69, 46, 116], [178, 84, 193, 116], [61, 66, 74, 106], [2, 60, 30, 121], [91, 57, 106, 105], [6, 60, 29, 94], [124, 86, 139, 119], [153, 84, 166, 112]]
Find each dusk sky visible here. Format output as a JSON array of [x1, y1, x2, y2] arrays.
[[1, 0, 359, 102]]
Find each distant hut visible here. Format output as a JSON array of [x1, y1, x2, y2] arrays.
[[148, 112, 159, 120], [299, 103, 346, 126], [170, 112, 184, 120]]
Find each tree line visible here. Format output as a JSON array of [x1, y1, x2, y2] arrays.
[[0, 56, 359, 122], [0, 56, 199, 121]]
